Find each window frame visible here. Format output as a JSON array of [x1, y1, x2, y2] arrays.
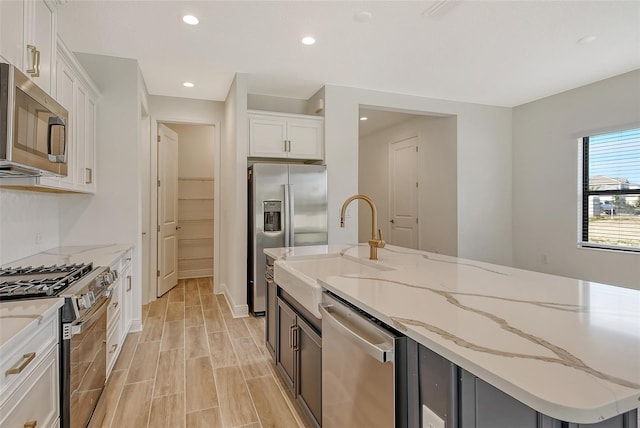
[[580, 134, 640, 253]]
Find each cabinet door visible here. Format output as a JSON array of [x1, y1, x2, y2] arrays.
[[83, 94, 97, 192], [59, 59, 77, 189], [459, 369, 538, 428], [25, 0, 55, 95], [276, 298, 296, 388], [121, 260, 133, 337], [75, 84, 88, 190], [287, 118, 323, 160], [249, 116, 288, 158], [296, 316, 322, 427], [0, 345, 59, 428], [265, 277, 277, 359], [0, 0, 24, 68], [39, 52, 76, 190]]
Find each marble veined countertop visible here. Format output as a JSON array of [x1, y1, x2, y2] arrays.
[[265, 244, 640, 424], [2, 244, 133, 269], [0, 298, 63, 354]]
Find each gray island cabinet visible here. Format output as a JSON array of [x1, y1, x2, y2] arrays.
[[265, 244, 640, 428], [419, 343, 638, 428]]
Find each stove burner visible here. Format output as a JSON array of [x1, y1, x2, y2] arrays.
[[0, 263, 94, 301]]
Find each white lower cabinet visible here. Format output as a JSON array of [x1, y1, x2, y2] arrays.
[[0, 309, 59, 428], [106, 247, 134, 378]]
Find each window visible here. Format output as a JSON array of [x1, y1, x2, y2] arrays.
[[580, 128, 640, 252]]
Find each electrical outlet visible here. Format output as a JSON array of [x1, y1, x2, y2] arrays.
[[542, 254, 548, 264], [35, 232, 43, 245], [422, 405, 445, 428]]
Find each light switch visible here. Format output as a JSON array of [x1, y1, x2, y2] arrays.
[[422, 405, 445, 428]]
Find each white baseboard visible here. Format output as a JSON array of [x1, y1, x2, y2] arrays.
[[178, 269, 213, 279], [217, 283, 248, 318], [129, 319, 142, 333]]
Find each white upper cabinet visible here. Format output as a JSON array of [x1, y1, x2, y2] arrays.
[[0, 1, 25, 67], [248, 111, 324, 160], [25, 0, 56, 95], [38, 37, 99, 193], [0, 0, 57, 95]]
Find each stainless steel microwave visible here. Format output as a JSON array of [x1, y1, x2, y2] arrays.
[[0, 63, 68, 177]]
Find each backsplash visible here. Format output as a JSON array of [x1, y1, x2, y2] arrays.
[[0, 189, 59, 265]]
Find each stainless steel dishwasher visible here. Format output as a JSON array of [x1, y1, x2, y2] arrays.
[[320, 291, 418, 428]]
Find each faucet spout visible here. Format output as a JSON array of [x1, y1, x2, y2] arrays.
[[340, 194, 385, 260]]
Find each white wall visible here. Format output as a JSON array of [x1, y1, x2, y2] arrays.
[[167, 124, 216, 179], [325, 85, 513, 266], [359, 115, 458, 257], [220, 74, 249, 316], [513, 69, 640, 290], [0, 190, 59, 264]]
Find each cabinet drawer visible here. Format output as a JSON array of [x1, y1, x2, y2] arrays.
[[106, 315, 122, 377], [0, 344, 59, 428], [0, 311, 58, 396]]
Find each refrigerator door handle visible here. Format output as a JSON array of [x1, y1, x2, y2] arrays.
[[288, 184, 295, 246], [284, 184, 291, 246]]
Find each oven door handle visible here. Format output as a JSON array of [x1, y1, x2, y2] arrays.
[[70, 296, 110, 335]]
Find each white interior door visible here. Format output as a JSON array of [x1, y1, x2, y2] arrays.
[[389, 136, 419, 249], [157, 123, 179, 297]]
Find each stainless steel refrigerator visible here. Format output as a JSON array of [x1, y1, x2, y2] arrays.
[[248, 163, 328, 315]]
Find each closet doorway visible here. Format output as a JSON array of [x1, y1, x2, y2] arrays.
[[162, 123, 215, 283]]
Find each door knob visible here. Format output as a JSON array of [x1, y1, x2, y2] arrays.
[[176, 226, 182, 230], [389, 219, 395, 223]]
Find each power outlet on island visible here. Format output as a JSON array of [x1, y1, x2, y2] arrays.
[[422, 405, 445, 428]]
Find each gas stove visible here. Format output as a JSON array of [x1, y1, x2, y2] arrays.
[[0, 263, 94, 300], [0, 262, 117, 323]]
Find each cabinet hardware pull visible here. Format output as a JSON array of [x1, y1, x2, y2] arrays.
[[289, 325, 293, 349], [126, 275, 132, 292], [283, 140, 288, 152], [24, 420, 37, 428], [292, 325, 299, 351], [26, 45, 40, 77], [6, 352, 36, 375], [109, 344, 118, 353], [111, 302, 119, 309], [85, 168, 93, 184]]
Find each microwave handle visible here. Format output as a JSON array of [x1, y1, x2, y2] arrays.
[[47, 117, 67, 163]]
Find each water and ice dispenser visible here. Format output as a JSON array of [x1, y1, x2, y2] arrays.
[[263, 201, 282, 232]]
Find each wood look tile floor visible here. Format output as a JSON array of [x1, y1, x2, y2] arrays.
[[97, 277, 309, 428]]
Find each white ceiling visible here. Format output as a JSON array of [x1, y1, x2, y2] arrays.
[[57, 1, 640, 107]]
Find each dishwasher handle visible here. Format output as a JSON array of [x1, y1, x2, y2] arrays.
[[320, 303, 394, 363]]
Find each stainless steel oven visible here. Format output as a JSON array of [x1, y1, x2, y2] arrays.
[[62, 292, 109, 428], [0, 263, 116, 428]]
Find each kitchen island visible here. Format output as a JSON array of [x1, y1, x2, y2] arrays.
[[266, 243, 640, 426]]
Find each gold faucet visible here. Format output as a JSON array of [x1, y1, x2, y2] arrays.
[[340, 194, 385, 261]]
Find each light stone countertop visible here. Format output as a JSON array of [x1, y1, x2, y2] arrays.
[[265, 243, 640, 424], [0, 298, 63, 355], [2, 244, 133, 269]]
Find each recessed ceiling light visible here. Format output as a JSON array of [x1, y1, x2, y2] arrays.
[[578, 35, 597, 45], [183, 82, 195, 88], [301, 36, 316, 46], [183, 15, 199, 25], [360, 116, 368, 121]]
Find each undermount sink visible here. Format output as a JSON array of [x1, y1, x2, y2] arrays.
[[274, 254, 392, 318]]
